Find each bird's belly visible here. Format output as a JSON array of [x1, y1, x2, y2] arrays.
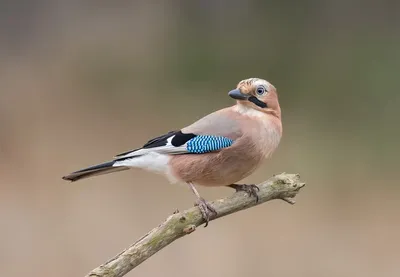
[[169, 150, 264, 187]]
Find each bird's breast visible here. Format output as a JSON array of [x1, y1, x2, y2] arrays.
[[256, 117, 282, 158]]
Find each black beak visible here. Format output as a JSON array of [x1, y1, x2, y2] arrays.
[[228, 89, 248, 100]]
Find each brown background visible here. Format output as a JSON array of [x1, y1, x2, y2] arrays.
[[1, 1, 399, 276]]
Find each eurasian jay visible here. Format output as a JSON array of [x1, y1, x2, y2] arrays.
[[63, 77, 282, 226]]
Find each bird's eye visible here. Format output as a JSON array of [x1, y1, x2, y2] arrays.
[[256, 86, 267, 96]]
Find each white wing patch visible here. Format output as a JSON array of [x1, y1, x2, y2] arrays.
[[115, 136, 188, 160]]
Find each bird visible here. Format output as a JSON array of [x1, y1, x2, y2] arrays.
[[62, 77, 282, 226]]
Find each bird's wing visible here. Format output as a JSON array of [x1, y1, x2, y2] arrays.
[[114, 130, 234, 160], [114, 108, 243, 160]]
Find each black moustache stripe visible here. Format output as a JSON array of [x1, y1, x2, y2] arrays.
[[248, 96, 268, 108]]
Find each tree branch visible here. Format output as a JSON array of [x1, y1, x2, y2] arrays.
[[86, 173, 305, 277]]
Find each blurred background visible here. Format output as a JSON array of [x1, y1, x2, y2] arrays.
[[1, 1, 399, 276]]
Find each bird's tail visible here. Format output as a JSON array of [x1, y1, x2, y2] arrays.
[[62, 161, 129, 182]]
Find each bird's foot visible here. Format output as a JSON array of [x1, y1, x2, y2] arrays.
[[229, 184, 260, 203], [195, 197, 217, 227]]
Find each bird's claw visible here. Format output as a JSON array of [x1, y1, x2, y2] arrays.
[[195, 198, 217, 227], [229, 184, 260, 203]]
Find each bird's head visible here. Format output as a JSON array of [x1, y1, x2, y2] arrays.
[[229, 78, 281, 119]]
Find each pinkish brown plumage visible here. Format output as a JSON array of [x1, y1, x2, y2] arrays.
[[62, 77, 282, 226], [171, 107, 282, 186]]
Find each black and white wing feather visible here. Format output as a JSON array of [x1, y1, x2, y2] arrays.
[[114, 131, 196, 160], [114, 130, 233, 160]]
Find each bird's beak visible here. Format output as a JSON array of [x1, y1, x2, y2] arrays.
[[228, 89, 249, 100]]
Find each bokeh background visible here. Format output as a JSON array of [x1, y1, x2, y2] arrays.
[[1, 1, 399, 276]]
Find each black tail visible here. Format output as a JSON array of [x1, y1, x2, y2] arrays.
[[62, 161, 129, 182]]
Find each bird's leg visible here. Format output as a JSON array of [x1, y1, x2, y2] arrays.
[[228, 184, 260, 203], [187, 182, 217, 227]]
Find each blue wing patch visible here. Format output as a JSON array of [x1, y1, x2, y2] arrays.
[[186, 136, 233, 154]]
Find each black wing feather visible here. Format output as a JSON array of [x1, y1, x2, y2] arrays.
[[115, 130, 197, 158], [143, 130, 178, 148]]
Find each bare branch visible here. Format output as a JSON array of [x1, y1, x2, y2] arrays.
[[86, 173, 305, 277]]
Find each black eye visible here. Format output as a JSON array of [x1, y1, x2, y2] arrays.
[[256, 86, 266, 95]]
